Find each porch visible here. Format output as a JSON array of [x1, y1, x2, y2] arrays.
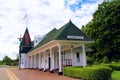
[[26, 40, 88, 75]]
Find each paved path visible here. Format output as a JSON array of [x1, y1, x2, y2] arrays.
[[9, 68, 80, 80], [0, 68, 10, 80]]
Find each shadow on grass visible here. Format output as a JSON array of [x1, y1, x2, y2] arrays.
[[112, 71, 120, 80]]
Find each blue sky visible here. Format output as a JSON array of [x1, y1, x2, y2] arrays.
[[0, 0, 103, 60]]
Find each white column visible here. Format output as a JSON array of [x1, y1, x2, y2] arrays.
[[82, 45, 86, 67], [32, 55, 34, 69], [28, 56, 30, 68], [29, 56, 30, 68], [58, 44, 62, 74], [50, 48, 53, 72], [39, 53, 41, 69], [26, 56, 29, 68], [30, 56, 33, 68], [27, 56, 29, 68], [34, 54, 36, 69], [52, 50, 54, 71], [70, 47, 73, 66], [36, 54, 38, 68], [44, 50, 46, 71], [32, 55, 34, 68]]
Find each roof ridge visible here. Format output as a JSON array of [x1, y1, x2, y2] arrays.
[[46, 28, 57, 36], [28, 20, 94, 53], [55, 21, 71, 39]]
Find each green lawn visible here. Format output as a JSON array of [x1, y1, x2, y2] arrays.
[[112, 71, 120, 80]]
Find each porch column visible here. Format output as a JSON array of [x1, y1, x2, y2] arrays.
[[50, 48, 53, 73], [32, 55, 34, 68], [70, 46, 73, 66], [29, 56, 31, 68], [26, 56, 28, 68], [39, 53, 41, 70], [31, 55, 33, 69], [82, 45, 86, 67], [26, 56, 29, 68], [44, 50, 46, 71], [34, 54, 36, 69], [58, 44, 62, 75]]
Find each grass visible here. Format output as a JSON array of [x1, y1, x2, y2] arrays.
[[112, 71, 120, 80]]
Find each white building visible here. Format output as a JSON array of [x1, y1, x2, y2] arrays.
[[19, 20, 94, 75]]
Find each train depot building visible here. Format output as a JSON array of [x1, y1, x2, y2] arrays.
[[19, 20, 93, 75]]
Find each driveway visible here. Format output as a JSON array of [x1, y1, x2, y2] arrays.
[[0, 68, 10, 80]]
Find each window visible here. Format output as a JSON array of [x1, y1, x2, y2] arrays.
[[21, 47, 23, 51], [62, 52, 65, 61], [36, 40, 37, 43], [64, 53, 65, 61], [21, 57, 23, 64], [76, 52, 80, 62]]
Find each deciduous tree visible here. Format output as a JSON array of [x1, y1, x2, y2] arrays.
[[82, 0, 120, 62]]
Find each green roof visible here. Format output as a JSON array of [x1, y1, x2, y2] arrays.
[[29, 20, 93, 52], [55, 20, 93, 41]]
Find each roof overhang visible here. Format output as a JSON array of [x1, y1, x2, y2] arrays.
[[26, 40, 94, 56]]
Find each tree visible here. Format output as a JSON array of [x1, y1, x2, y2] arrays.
[[102, 56, 109, 63], [82, 1, 120, 62], [2, 56, 12, 65]]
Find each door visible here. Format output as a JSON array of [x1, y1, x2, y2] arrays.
[[48, 57, 51, 69]]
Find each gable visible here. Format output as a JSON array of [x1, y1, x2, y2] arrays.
[[28, 20, 93, 53], [55, 20, 93, 41]]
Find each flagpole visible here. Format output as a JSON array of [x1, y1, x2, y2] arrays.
[[23, 14, 28, 28], [26, 14, 28, 28]]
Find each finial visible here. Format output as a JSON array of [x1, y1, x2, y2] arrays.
[[69, 19, 72, 23]]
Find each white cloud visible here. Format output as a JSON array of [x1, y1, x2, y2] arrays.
[[0, 0, 103, 60]]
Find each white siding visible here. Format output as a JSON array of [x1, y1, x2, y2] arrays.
[[20, 53, 26, 69], [65, 51, 83, 66]]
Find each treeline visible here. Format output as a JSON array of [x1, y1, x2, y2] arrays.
[[82, 0, 120, 64], [0, 56, 19, 66]]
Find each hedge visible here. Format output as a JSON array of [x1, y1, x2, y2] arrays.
[[62, 66, 112, 80], [101, 63, 120, 71]]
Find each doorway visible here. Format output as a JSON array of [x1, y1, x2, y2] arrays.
[[48, 57, 51, 69]]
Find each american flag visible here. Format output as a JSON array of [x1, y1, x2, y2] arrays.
[[23, 14, 27, 20]]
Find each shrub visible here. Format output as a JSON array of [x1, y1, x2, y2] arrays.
[[102, 56, 109, 64], [62, 66, 112, 80], [110, 64, 120, 71], [101, 63, 120, 71], [87, 56, 93, 65], [112, 61, 118, 64]]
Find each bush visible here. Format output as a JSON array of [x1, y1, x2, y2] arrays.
[[110, 64, 120, 71], [101, 63, 120, 71], [87, 56, 93, 64], [102, 56, 109, 64], [62, 66, 112, 80]]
